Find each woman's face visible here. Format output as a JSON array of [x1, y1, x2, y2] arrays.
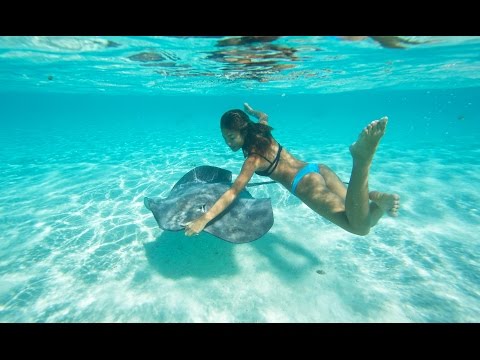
[[221, 127, 244, 152]]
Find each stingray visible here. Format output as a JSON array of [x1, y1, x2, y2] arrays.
[[144, 165, 274, 243]]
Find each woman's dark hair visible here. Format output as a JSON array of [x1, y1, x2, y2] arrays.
[[220, 109, 274, 156]]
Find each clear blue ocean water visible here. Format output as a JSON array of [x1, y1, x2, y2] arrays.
[[0, 36, 479, 322]]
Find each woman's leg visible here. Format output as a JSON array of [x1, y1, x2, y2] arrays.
[[294, 117, 399, 235], [319, 164, 347, 200], [320, 163, 398, 229], [346, 117, 390, 234]]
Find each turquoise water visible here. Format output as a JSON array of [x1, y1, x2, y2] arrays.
[[0, 36, 479, 322]]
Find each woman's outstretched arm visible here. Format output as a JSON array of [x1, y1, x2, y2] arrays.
[[184, 156, 259, 236], [244, 103, 269, 125]]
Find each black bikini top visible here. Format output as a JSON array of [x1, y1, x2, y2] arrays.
[[245, 144, 283, 177]]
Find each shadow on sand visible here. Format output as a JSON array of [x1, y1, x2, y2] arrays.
[[144, 229, 322, 281]]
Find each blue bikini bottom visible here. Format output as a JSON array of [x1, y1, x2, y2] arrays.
[[291, 163, 320, 195]]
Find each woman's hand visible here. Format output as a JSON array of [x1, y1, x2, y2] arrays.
[[244, 103, 268, 124], [184, 216, 208, 237], [244, 102, 256, 116]]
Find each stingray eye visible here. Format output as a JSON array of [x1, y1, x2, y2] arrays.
[[200, 204, 206, 213]]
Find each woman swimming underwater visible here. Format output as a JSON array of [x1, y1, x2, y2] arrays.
[[184, 103, 399, 237]]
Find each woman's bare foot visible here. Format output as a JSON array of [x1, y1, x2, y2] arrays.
[[349, 117, 388, 164], [369, 191, 400, 217]]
